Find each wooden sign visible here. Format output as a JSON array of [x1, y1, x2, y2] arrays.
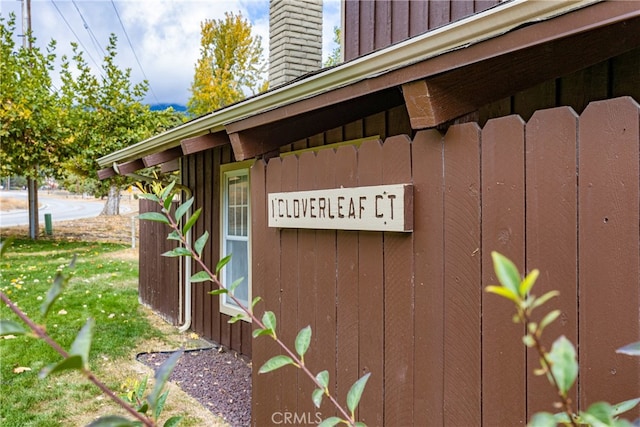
[[268, 184, 413, 232]]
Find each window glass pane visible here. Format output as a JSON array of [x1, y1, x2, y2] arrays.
[[223, 240, 248, 308], [227, 206, 235, 236], [235, 209, 244, 237], [226, 173, 248, 237]]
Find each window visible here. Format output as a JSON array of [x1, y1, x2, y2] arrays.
[[220, 162, 252, 321]]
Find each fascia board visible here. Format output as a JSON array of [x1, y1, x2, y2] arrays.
[[97, 0, 599, 168]]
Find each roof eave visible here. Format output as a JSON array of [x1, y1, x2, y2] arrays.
[[97, 0, 599, 169]]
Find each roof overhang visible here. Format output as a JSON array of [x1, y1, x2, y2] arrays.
[[97, 0, 640, 176]]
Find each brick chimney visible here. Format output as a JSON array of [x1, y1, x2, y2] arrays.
[[269, 0, 323, 87]]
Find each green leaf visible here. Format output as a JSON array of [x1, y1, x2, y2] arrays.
[[154, 390, 170, 421], [312, 388, 324, 408], [175, 197, 194, 222], [138, 212, 170, 224], [228, 314, 245, 324], [612, 397, 640, 416], [163, 416, 183, 427], [136, 192, 159, 203], [552, 411, 571, 424], [538, 309, 561, 333], [616, 341, 640, 356], [159, 180, 176, 202], [216, 254, 232, 275], [519, 268, 539, 297], [194, 231, 209, 257], [251, 296, 262, 310], [229, 277, 245, 293], [167, 230, 182, 241], [528, 412, 558, 427], [531, 290, 560, 310], [491, 251, 521, 297], [182, 207, 201, 235], [316, 370, 329, 388], [86, 415, 138, 427], [295, 325, 312, 358], [41, 256, 75, 317], [547, 335, 578, 395], [162, 247, 192, 257], [208, 289, 228, 296], [354, 423, 367, 427], [485, 285, 519, 303], [191, 271, 212, 283], [0, 320, 27, 336], [262, 311, 276, 334], [252, 328, 274, 338], [581, 402, 614, 426], [136, 402, 149, 414], [318, 416, 343, 427], [347, 372, 371, 416], [136, 376, 148, 400], [40, 354, 83, 378], [258, 355, 294, 374], [163, 194, 173, 212], [69, 318, 94, 368], [148, 349, 183, 411]]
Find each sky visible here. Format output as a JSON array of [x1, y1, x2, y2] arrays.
[[0, 0, 341, 106]]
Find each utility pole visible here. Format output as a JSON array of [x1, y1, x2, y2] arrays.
[[22, 0, 39, 239]]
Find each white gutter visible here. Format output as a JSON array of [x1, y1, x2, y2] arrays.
[[97, 0, 599, 168]]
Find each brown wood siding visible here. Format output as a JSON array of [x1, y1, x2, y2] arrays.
[[140, 49, 638, 367], [525, 107, 579, 416], [180, 145, 253, 357], [481, 114, 527, 424], [251, 96, 640, 426], [138, 198, 181, 325], [343, 0, 500, 61], [578, 98, 639, 410]]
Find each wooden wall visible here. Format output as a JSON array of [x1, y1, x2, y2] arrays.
[[138, 198, 181, 325], [138, 49, 639, 368], [181, 145, 253, 356], [343, 0, 500, 61], [251, 96, 640, 426]]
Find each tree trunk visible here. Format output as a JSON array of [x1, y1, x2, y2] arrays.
[[101, 185, 120, 215]]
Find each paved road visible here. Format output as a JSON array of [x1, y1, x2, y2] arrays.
[[0, 191, 105, 227]]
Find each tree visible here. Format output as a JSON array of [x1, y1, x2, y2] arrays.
[[59, 34, 184, 215], [324, 26, 342, 67], [187, 11, 266, 117], [0, 13, 72, 238]]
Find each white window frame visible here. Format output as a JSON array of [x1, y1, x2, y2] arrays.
[[219, 161, 254, 321]]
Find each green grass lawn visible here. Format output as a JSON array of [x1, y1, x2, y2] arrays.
[[0, 238, 164, 426]]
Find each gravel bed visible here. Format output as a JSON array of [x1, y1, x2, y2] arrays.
[[137, 346, 252, 426]]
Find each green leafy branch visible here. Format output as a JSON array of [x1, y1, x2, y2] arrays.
[[0, 239, 182, 427], [138, 180, 370, 427], [487, 251, 639, 427]]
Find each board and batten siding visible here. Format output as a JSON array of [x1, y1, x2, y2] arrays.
[[182, 145, 253, 356], [137, 48, 639, 365], [251, 96, 640, 426], [138, 198, 181, 325], [343, 0, 500, 62]]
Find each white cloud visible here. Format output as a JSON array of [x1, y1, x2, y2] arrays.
[[0, 0, 340, 106]]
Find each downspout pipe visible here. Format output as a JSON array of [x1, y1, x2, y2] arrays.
[[124, 172, 193, 333]]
